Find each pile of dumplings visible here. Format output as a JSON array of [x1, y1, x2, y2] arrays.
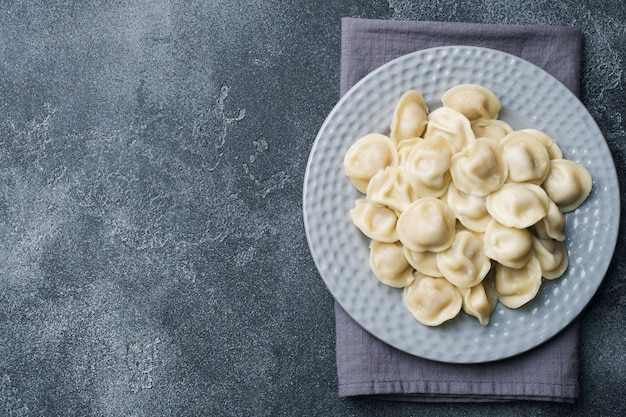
[[344, 84, 592, 327]]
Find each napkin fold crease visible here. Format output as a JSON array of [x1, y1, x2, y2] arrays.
[[336, 17, 582, 403]]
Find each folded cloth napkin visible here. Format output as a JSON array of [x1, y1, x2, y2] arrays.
[[336, 17, 583, 403]]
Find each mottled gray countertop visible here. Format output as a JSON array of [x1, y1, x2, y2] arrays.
[[0, 1, 624, 416]]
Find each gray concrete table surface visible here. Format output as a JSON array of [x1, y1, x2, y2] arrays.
[[0, 1, 624, 416]]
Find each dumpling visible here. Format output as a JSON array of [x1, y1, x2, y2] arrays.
[[457, 275, 498, 325], [344, 133, 398, 193], [404, 136, 454, 197], [390, 90, 429, 144], [484, 218, 533, 268], [369, 240, 415, 288], [532, 236, 569, 279], [541, 159, 592, 212], [436, 230, 491, 288], [532, 200, 565, 242], [494, 257, 543, 309], [471, 118, 513, 140], [520, 128, 562, 159], [446, 182, 491, 232], [350, 199, 399, 242], [450, 137, 507, 197], [403, 273, 462, 326], [441, 84, 501, 120], [397, 137, 423, 166], [366, 166, 417, 214], [404, 247, 443, 277], [486, 183, 550, 228], [396, 197, 456, 253], [423, 107, 475, 152], [501, 131, 551, 184]]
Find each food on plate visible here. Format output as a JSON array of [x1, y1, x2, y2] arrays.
[[483, 219, 533, 269], [457, 275, 498, 325], [446, 183, 491, 232], [441, 84, 501, 120], [471, 118, 513, 140], [344, 84, 592, 326], [390, 90, 429, 143], [350, 199, 399, 243], [541, 159, 593, 212], [369, 240, 415, 288], [403, 247, 443, 277], [500, 131, 551, 184], [531, 236, 569, 279], [397, 137, 423, 165], [436, 230, 491, 288], [366, 166, 417, 214], [532, 200, 565, 242], [403, 273, 462, 326], [450, 137, 507, 197], [403, 136, 454, 198], [424, 107, 475, 152], [396, 197, 456, 253], [344, 133, 398, 193], [521, 128, 563, 159], [494, 257, 543, 309], [486, 183, 550, 228]]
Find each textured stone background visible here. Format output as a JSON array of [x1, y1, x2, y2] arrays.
[[0, 1, 623, 416]]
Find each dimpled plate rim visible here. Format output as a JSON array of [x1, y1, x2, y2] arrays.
[[302, 45, 619, 363]]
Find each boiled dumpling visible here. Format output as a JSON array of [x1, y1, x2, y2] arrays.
[[403, 247, 443, 277], [532, 236, 569, 279], [390, 90, 429, 144], [520, 128, 563, 159], [486, 183, 550, 228], [446, 182, 491, 232], [457, 275, 498, 325], [450, 137, 507, 197], [494, 257, 543, 309], [541, 159, 592, 212], [501, 131, 551, 184], [369, 240, 415, 288], [436, 230, 491, 288], [397, 137, 423, 166], [404, 136, 454, 197], [423, 107, 475, 152], [350, 199, 399, 243], [366, 166, 417, 214], [403, 273, 462, 326], [532, 200, 565, 242], [344, 85, 593, 327], [441, 84, 501, 120], [471, 118, 513, 140], [344, 133, 398, 193], [397, 197, 456, 253], [484, 218, 534, 268]]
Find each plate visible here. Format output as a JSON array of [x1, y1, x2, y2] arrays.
[[303, 46, 619, 363]]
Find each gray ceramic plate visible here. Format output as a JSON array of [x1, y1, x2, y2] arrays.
[[303, 46, 619, 363]]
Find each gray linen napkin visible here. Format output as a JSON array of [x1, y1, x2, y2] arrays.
[[336, 17, 583, 403]]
